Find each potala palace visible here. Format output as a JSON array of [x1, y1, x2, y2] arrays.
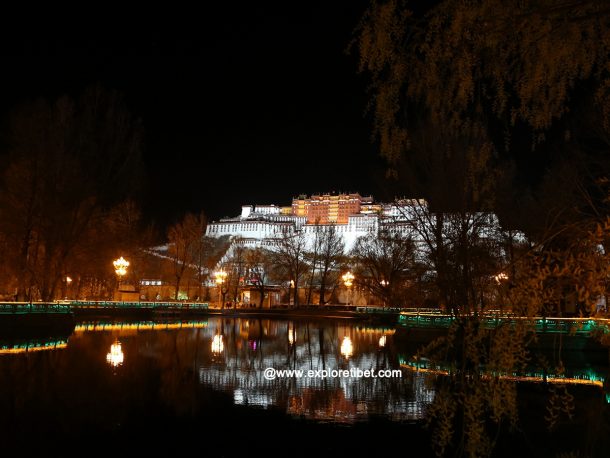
[[205, 192, 509, 255]]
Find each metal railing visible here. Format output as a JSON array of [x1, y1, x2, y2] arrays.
[[397, 312, 610, 335], [0, 301, 211, 314], [68, 300, 210, 310], [0, 302, 72, 314], [355, 306, 404, 314]]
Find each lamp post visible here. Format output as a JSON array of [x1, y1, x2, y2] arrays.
[[214, 270, 227, 309], [113, 257, 129, 284], [493, 272, 509, 315], [64, 276, 72, 300], [342, 271, 354, 305], [380, 279, 389, 307], [113, 257, 129, 301]]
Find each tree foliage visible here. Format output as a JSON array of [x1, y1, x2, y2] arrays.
[[0, 86, 143, 300], [353, 3, 610, 454], [356, 0, 610, 164]]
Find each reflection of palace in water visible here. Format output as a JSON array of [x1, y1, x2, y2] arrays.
[[190, 318, 434, 422]]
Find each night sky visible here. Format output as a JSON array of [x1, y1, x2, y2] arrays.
[[0, 2, 388, 228]]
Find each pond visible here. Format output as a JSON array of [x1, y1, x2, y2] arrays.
[[1, 316, 609, 456]]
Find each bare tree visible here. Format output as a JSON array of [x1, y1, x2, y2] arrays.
[[273, 229, 308, 306], [304, 223, 323, 305], [350, 228, 415, 307], [244, 247, 274, 308], [167, 212, 206, 300], [225, 241, 247, 306], [395, 200, 505, 316], [189, 212, 208, 300], [317, 226, 345, 305]]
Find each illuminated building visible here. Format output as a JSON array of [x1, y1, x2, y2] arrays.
[[205, 193, 398, 252], [204, 193, 525, 300], [292, 192, 372, 224]]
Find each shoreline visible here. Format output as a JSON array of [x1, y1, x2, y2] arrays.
[[71, 305, 400, 324]]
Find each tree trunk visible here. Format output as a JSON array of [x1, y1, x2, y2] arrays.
[[293, 279, 299, 307], [174, 276, 181, 300], [319, 273, 327, 305]]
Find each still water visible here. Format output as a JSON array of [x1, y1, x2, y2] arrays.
[[1, 317, 609, 456]]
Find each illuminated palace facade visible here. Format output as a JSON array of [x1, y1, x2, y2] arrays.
[[292, 192, 376, 224], [205, 192, 425, 252]]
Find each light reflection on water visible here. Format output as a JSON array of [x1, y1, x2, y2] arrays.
[[106, 339, 124, 367], [189, 319, 428, 422], [188, 318, 429, 422], [0, 317, 432, 425], [2, 317, 608, 426], [2, 317, 610, 456]]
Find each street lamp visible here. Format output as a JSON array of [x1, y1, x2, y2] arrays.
[[113, 257, 129, 286], [113, 257, 129, 301], [494, 272, 509, 284], [214, 270, 228, 309], [289, 279, 295, 306], [342, 271, 355, 305], [64, 276, 72, 300], [380, 279, 389, 307]]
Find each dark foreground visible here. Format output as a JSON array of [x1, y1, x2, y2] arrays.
[[7, 405, 432, 457], [6, 391, 609, 458]]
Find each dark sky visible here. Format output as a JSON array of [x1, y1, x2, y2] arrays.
[[0, 2, 388, 228]]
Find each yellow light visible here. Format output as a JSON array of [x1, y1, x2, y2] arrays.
[[214, 270, 227, 285], [400, 364, 604, 388], [113, 257, 130, 277], [0, 342, 67, 354], [74, 321, 207, 333], [340, 336, 353, 359], [379, 335, 387, 348], [65, 276, 72, 284], [494, 272, 509, 283], [342, 271, 355, 288], [106, 340, 124, 367], [212, 334, 224, 354], [288, 323, 296, 345]]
